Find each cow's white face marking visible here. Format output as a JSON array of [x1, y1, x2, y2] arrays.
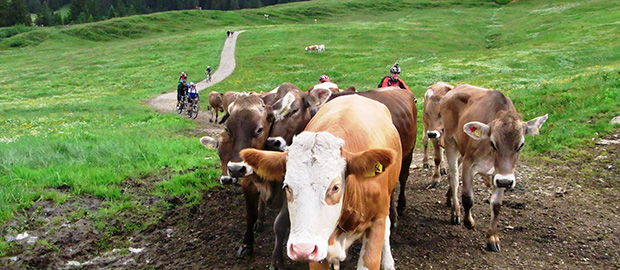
[[285, 131, 346, 262]]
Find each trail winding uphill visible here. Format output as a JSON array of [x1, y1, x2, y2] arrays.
[[147, 30, 244, 129]]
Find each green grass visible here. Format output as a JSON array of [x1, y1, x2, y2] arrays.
[[0, 0, 618, 240]]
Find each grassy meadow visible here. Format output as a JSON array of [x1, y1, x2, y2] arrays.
[[0, 0, 618, 253]]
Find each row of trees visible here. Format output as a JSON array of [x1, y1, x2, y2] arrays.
[[0, 0, 307, 27]]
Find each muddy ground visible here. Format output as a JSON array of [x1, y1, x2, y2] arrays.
[[1, 117, 618, 270]]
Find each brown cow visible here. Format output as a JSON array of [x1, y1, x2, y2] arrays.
[[440, 84, 548, 252], [422, 81, 454, 188], [241, 95, 402, 270], [207, 91, 224, 123], [202, 93, 288, 269]]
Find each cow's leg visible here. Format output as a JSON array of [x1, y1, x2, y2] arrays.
[[422, 132, 430, 169], [461, 157, 476, 229], [270, 202, 289, 270], [238, 180, 259, 256], [381, 217, 396, 270], [389, 194, 398, 230], [428, 138, 442, 189], [396, 151, 413, 216], [255, 198, 266, 232], [439, 147, 447, 176], [445, 144, 461, 225], [358, 217, 386, 270], [487, 188, 505, 252]]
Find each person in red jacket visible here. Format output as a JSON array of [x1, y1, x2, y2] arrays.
[[378, 62, 410, 91]]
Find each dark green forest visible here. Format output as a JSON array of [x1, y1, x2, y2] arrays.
[[0, 0, 307, 27]]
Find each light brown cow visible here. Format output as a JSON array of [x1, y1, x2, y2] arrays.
[[241, 95, 402, 270], [207, 91, 224, 123], [440, 84, 548, 252], [422, 81, 454, 188]]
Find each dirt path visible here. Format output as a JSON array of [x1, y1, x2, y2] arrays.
[[147, 30, 245, 131]]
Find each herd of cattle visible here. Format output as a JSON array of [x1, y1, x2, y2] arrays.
[[201, 82, 548, 269]]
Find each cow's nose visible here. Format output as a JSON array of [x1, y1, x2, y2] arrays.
[[289, 243, 319, 262], [427, 131, 440, 139], [495, 178, 515, 189], [220, 176, 238, 185], [266, 137, 287, 152], [228, 166, 247, 178]]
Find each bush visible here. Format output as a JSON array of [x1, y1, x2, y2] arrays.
[[0, 24, 35, 39]]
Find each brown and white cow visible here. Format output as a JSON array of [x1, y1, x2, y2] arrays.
[[241, 95, 402, 270], [439, 84, 548, 252], [207, 91, 224, 123], [422, 81, 454, 188], [270, 87, 417, 226]]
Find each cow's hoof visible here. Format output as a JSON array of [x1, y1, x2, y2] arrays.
[[451, 216, 461, 225], [423, 164, 430, 169], [237, 245, 253, 256], [440, 168, 447, 175], [254, 221, 263, 232], [464, 219, 475, 229], [487, 242, 501, 252], [426, 182, 440, 189]]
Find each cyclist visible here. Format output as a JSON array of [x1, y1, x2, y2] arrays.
[[177, 80, 189, 107], [378, 62, 410, 91], [179, 72, 188, 82], [205, 66, 212, 82], [187, 82, 200, 108]]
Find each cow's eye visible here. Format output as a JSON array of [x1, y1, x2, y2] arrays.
[[516, 143, 524, 152], [331, 185, 339, 192], [490, 141, 497, 151], [438, 113, 442, 119], [291, 108, 299, 114], [224, 127, 231, 135], [255, 127, 263, 137]]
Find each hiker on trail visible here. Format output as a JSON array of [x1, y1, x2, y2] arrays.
[[378, 62, 410, 91]]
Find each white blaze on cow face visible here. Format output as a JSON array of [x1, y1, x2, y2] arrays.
[[285, 132, 346, 262]]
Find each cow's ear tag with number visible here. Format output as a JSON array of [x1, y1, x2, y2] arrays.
[[374, 162, 383, 174]]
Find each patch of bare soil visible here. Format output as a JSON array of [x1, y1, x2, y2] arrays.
[[2, 129, 618, 269]]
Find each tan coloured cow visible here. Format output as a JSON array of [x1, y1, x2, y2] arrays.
[[241, 95, 402, 270], [207, 91, 224, 123], [440, 84, 548, 252], [422, 81, 454, 188]]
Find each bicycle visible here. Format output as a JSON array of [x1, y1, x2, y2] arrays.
[[205, 73, 212, 83], [187, 98, 199, 119]]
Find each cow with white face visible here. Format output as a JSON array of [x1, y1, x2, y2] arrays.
[[422, 81, 454, 189], [242, 95, 402, 270], [440, 84, 548, 252]]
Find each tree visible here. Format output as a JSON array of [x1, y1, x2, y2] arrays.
[[7, 0, 32, 26], [69, 0, 87, 23], [107, 5, 117, 18], [35, 1, 53, 26], [0, 0, 9, 27]]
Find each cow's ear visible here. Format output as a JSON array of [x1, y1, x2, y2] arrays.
[[200, 136, 218, 149], [347, 148, 396, 178], [424, 88, 434, 99], [463, 122, 490, 140], [343, 86, 356, 93], [240, 149, 287, 182], [308, 88, 330, 106], [524, 114, 549, 136]]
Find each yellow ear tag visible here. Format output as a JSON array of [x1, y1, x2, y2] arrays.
[[474, 129, 482, 138], [374, 162, 383, 174]]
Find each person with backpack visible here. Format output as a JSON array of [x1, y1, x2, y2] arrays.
[[187, 82, 200, 107], [378, 62, 410, 91]]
